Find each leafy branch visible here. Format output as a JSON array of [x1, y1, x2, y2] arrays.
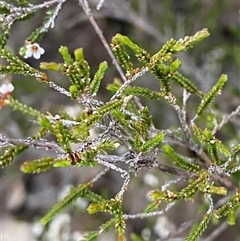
[[0, 1, 239, 241]]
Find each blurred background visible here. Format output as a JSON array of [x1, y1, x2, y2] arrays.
[[1, 0, 240, 240]]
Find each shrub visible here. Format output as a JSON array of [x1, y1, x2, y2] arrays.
[[1, 1, 239, 241]]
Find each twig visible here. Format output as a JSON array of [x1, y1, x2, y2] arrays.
[[78, 0, 127, 83], [0, 134, 64, 153], [96, 154, 198, 180], [123, 202, 176, 220], [212, 105, 240, 134], [156, 163, 198, 179]]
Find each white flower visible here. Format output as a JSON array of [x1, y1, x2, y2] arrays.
[[24, 43, 45, 59], [0, 82, 14, 95]]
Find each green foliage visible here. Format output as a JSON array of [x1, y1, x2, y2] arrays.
[[174, 28, 210, 52], [214, 191, 240, 219], [1, 9, 239, 240], [190, 124, 233, 166], [110, 40, 134, 74], [112, 34, 151, 66], [81, 219, 115, 241], [38, 116, 72, 152], [137, 132, 164, 152], [0, 1, 34, 30], [8, 97, 45, 119], [0, 145, 28, 168], [41, 46, 109, 99], [27, 3, 61, 43], [88, 198, 126, 241], [0, 48, 49, 81], [0, 4, 10, 14], [186, 213, 211, 241], [163, 145, 200, 173], [90, 61, 108, 96], [0, 127, 47, 168], [197, 74, 227, 117], [41, 182, 101, 225], [21, 157, 56, 173], [171, 72, 200, 95], [0, 27, 11, 48], [108, 83, 162, 100]]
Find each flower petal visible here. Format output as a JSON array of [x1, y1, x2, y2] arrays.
[[39, 47, 45, 55], [33, 52, 41, 59], [24, 49, 33, 58]]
